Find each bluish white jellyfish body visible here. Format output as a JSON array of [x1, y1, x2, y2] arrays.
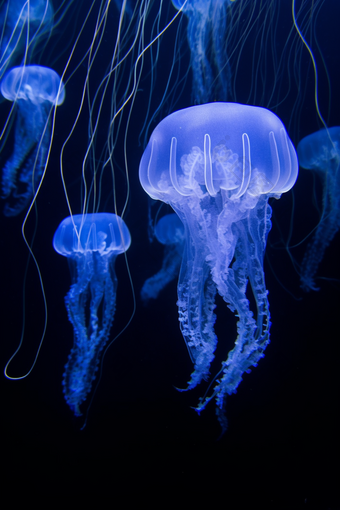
[[0, 0, 54, 77], [141, 213, 185, 304], [171, 0, 237, 104], [53, 213, 131, 416], [297, 126, 340, 291], [0, 64, 65, 216], [139, 102, 298, 429]]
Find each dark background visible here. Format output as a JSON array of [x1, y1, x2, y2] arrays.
[[0, 1, 339, 507]]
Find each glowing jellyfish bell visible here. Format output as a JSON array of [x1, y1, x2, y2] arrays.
[[53, 212, 131, 416], [1, 64, 65, 216], [141, 213, 185, 304], [139, 102, 298, 431], [297, 126, 340, 291]]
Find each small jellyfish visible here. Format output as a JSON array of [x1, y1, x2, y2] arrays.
[[1, 64, 65, 216], [297, 126, 340, 291], [53, 212, 131, 416], [141, 213, 185, 304], [139, 102, 298, 430]]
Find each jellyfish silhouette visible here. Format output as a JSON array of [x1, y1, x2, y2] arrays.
[[297, 126, 340, 292], [139, 102, 298, 430], [141, 213, 185, 304], [0, 0, 54, 78], [0, 64, 65, 216], [113, 0, 133, 19], [171, 0, 237, 104], [53, 213, 131, 416]]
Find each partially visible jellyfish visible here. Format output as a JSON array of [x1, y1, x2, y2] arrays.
[[0, 0, 54, 78], [141, 213, 185, 304], [297, 126, 340, 292], [171, 0, 237, 104], [0, 64, 65, 216], [139, 102, 298, 430], [53, 213, 131, 417], [113, 0, 133, 20]]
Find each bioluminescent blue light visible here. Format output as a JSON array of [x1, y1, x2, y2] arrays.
[[141, 213, 185, 304], [154, 212, 185, 245], [0, 64, 64, 216], [0, 0, 54, 78], [139, 101, 298, 431], [171, 0, 237, 104], [297, 126, 340, 292], [53, 213, 131, 416], [113, 0, 133, 19]]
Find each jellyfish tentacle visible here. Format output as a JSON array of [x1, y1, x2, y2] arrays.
[[63, 251, 117, 416], [186, 6, 213, 104], [300, 207, 340, 291], [175, 191, 223, 387], [171, 0, 235, 104], [141, 244, 182, 303], [2, 101, 50, 216], [177, 243, 217, 388], [141, 213, 185, 304], [198, 198, 272, 412], [0, 0, 54, 78], [297, 126, 340, 291], [211, 1, 231, 101]]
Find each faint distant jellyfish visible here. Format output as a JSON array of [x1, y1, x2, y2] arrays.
[[0, 0, 54, 77], [139, 102, 298, 431], [141, 213, 185, 304], [0, 64, 65, 216], [297, 126, 340, 291], [53, 213, 131, 416], [113, 0, 133, 20], [171, 0, 237, 104]]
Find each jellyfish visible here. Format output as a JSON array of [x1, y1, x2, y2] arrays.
[[139, 102, 298, 430], [141, 213, 185, 304], [171, 0, 237, 104], [113, 0, 133, 20], [0, 64, 65, 216], [53, 212, 131, 416], [297, 126, 340, 292], [0, 0, 54, 78]]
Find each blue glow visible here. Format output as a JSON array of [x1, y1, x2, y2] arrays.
[[141, 213, 185, 304], [53, 213, 131, 416], [0, 64, 64, 216], [0, 0, 54, 78], [297, 126, 340, 291], [171, 0, 237, 104], [140, 102, 298, 430], [113, 0, 133, 19], [0, 0, 337, 441]]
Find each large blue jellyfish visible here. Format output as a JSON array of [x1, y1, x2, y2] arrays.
[[0, 0, 54, 78], [139, 102, 298, 430], [141, 213, 185, 304], [0, 64, 65, 216], [171, 0, 237, 104], [53, 213, 131, 416], [297, 126, 340, 292]]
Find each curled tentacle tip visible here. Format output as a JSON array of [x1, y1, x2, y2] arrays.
[[173, 385, 190, 392]]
